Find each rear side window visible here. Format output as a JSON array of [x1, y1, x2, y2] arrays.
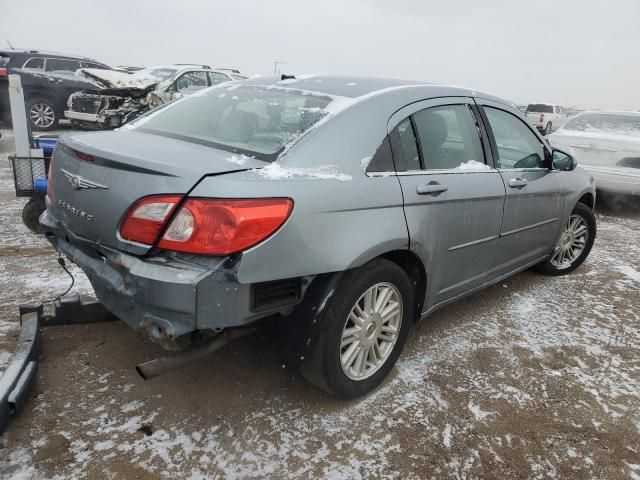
[[82, 62, 108, 70], [23, 58, 44, 70], [526, 104, 553, 113], [208, 72, 229, 85], [134, 85, 333, 161], [45, 58, 81, 73], [366, 137, 394, 173], [175, 71, 208, 91], [484, 107, 546, 169], [413, 105, 485, 170], [390, 118, 421, 171]]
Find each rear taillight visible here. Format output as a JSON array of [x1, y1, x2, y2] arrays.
[[72, 149, 95, 162], [119, 195, 183, 245], [157, 198, 293, 255], [0, 68, 7, 78], [46, 153, 54, 201]]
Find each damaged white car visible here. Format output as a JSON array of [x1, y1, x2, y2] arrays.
[[64, 65, 245, 129]]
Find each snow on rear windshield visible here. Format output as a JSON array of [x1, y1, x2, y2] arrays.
[[563, 113, 640, 136], [135, 86, 333, 161], [526, 104, 553, 113]]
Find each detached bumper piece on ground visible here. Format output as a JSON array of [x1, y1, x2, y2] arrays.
[[0, 297, 118, 434]]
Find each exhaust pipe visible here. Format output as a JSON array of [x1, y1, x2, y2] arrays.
[[136, 327, 256, 380]]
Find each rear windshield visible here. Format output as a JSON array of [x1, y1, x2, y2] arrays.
[[526, 104, 554, 113], [563, 113, 640, 135], [134, 85, 333, 161]]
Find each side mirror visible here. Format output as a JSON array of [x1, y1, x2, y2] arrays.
[[552, 149, 577, 171]]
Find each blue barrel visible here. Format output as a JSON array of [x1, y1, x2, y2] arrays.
[[34, 178, 48, 193], [34, 136, 58, 158]]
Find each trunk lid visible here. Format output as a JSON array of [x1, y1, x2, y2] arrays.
[[48, 130, 266, 255]]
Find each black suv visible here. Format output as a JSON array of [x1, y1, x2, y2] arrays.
[[0, 49, 112, 130]]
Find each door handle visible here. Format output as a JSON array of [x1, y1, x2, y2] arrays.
[[417, 182, 448, 195], [508, 178, 528, 188]]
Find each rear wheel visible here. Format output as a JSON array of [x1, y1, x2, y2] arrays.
[[534, 202, 596, 275], [27, 97, 58, 131], [22, 197, 46, 234], [300, 259, 413, 398]]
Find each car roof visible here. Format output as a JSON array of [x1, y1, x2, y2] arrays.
[[0, 48, 104, 63], [239, 74, 506, 106]]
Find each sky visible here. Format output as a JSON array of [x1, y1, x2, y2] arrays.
[[1, 0, 639, 110]]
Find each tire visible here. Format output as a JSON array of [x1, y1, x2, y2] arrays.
[[544, 122, 553, 135], [534, 202, 596, 275], [22, 197, 46, 234], [300, 258, 414, 398], [27, 97, 58, 131]]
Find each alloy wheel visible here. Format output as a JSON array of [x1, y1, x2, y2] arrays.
[[30, 103, 55, 128], [550, 214, 589, 269], [339, 282, 403, 381]]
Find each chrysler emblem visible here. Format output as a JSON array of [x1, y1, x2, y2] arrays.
[[61, 168, 108, 190]]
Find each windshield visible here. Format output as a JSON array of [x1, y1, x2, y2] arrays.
[[563, 113, 640, 135], [134, 85, 334, 161], [134, 67, 177, 81], [526, 104, 554, 113]]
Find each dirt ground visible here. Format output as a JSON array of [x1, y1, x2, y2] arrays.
[[0, 127, 639, 479]]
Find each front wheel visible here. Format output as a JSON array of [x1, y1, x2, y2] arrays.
[[535, 202, 596, 275], [300, 259, 413, 398]]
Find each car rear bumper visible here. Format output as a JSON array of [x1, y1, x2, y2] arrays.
[[583, 167, 640, 196], [40, 209, 299, 349]]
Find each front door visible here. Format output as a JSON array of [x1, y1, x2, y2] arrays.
[[477, 100, 568, 278], [389, 98, 505, 309]]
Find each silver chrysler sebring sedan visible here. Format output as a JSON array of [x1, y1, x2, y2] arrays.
[[41, 74, 596, 398]]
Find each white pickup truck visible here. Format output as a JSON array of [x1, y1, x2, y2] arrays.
[[525, 103, 567, 135]]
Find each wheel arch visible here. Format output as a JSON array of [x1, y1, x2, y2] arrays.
[[577, 191, 595, 210], [379, 249, 427, 322]]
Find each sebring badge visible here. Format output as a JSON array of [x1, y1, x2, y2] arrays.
[[61, 168, 108, 190]]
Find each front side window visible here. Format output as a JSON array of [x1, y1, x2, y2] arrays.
[[413, 105, 485, 170], [485, 107, 546, 169], [45, 58, 81, 73], [23, 57, 44, 70], [175, 71, 208, 91], [134, 86, 333, 161]]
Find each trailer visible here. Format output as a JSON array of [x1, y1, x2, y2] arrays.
[[6, 73, 58, 233]]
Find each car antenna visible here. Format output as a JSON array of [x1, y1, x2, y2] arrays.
[[281, 74, 296, 81], [6, 38, 14, 48]]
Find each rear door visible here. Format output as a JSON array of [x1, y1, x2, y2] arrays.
[[477, 99, 568, 278], [389, 97, 505, 308]]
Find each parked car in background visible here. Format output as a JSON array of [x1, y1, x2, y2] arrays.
[[549, 111, 640, 203], [42, 75, 596, 398], [525, 103, 567, 135], [65, 65, 245, 129], [0, 49, 111, 129]]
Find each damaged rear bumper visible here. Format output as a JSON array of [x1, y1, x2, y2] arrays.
[[40, 210, 299, 348], [0, 310, 39, 434]]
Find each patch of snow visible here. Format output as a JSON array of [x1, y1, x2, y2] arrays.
[[360, 156, 372, 172], [121, 400, 144, 413], [616, 265, 640, 282], [254, 163, 352, 181], [454, 160, 491, 171], [443, 424, 453, 448], [468, 400, 494, 422]]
